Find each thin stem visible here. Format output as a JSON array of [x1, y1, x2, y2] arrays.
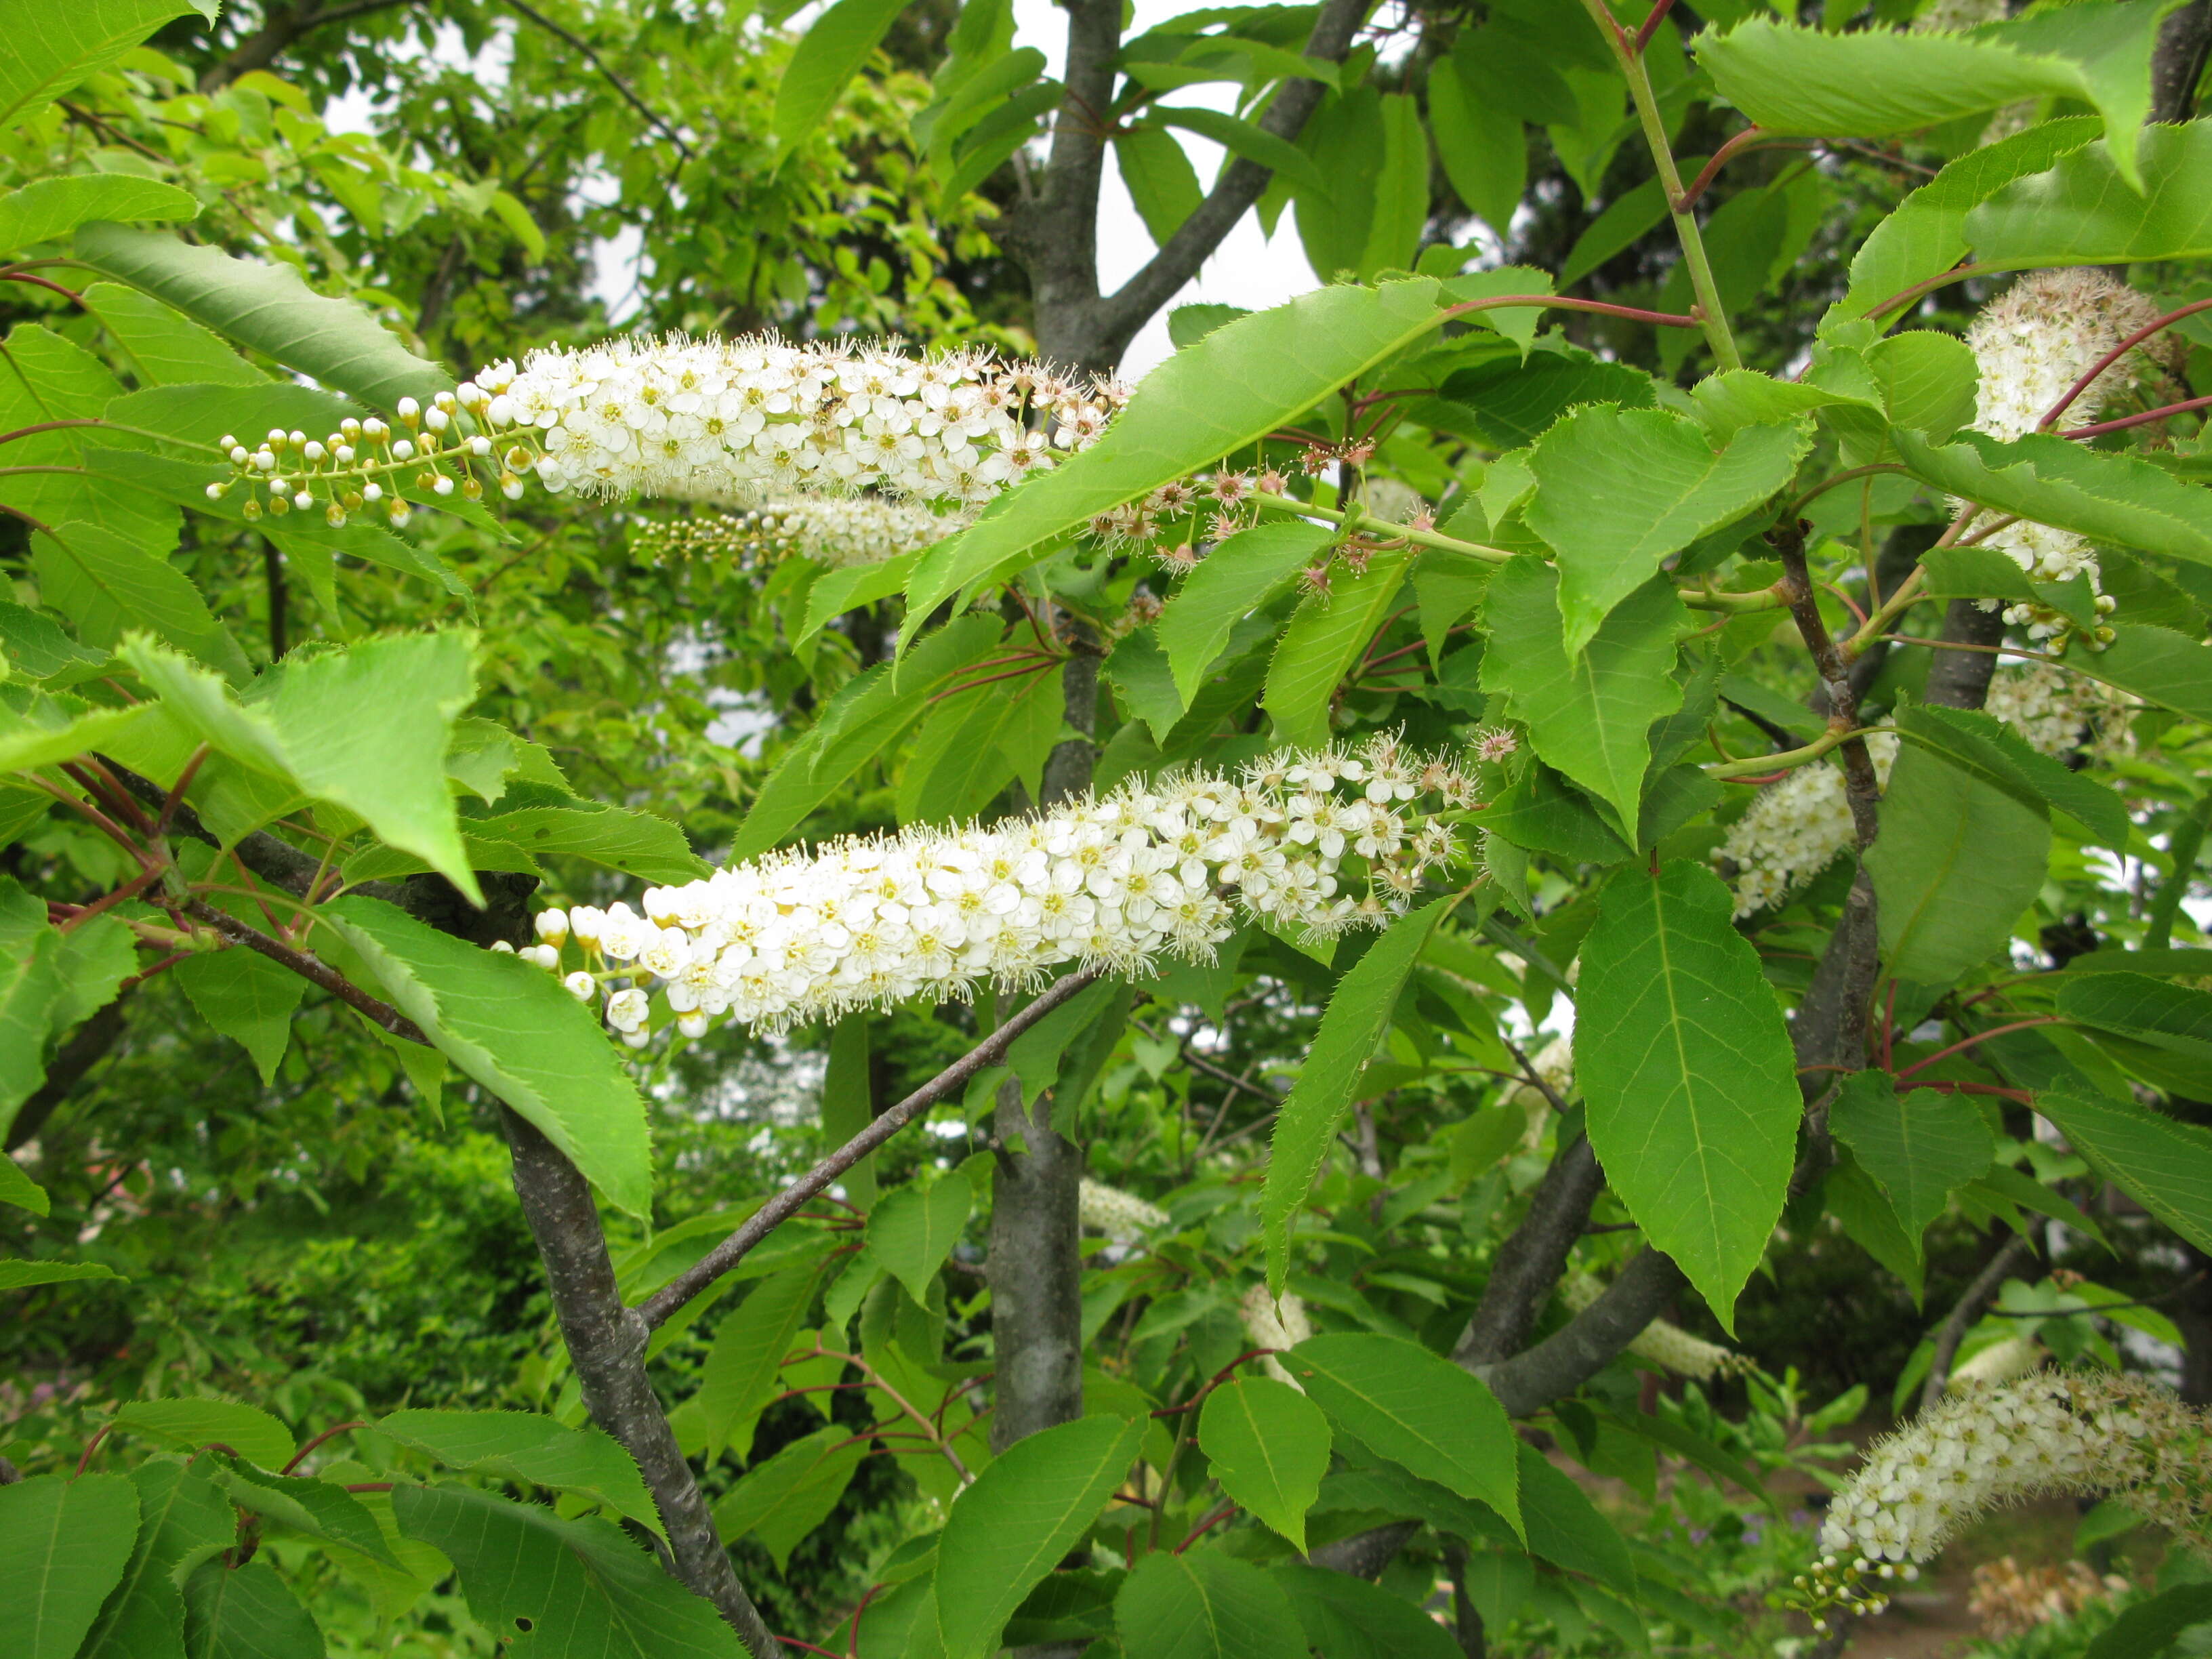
[[1702, 726, 1883, 780], [636, 967, 1107, 1328], [1175, 1502, 1238, 1553], [807, 1347, 970, 1483], [1839, 566, 1927, 661], [2063, 392, 2212, 440], [184, 900, 427, 1043], [1893, 1017, 2065, 1082], [1675, 127, 1796, 213], [1865, 261, 2001, 324], [155, 745, 211, 840], [1791, 464, 1911, 516], [281, 1421, 366, 1475], [2040, 296, 2212, 429], [1632, 0, 1679, 52], [1441, 293, 1702, 330]]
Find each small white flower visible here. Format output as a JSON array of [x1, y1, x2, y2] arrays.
[[562, 970, 599, 1003]]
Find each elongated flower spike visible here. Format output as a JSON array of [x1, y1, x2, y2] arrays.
[[517, 734, 1479, 1044], [1793, 1372, 2212, 1632]]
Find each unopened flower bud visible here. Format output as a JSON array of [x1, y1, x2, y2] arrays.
[[396, 396, 421, 423], [535, 908, 569, 947]]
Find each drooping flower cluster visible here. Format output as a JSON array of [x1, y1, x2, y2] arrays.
[[1967, 1555, 2127, 1641], [636, 495, 972, 570], [1240, 1284, 1315, 1389], [1800, 1372, 2211, 1627], [210, 333, 1125, 526], [1717, 663, 2130, 917], [510, 736, 1476, 1041], [1964, 270, 2174, 636], [1078, 1179, 1170, 1240], [1562, 1273, 1750, 1382]]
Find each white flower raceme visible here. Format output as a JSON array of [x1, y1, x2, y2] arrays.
[[210, 333, 1123, 527], [1240, 1284, 1315, 1389], [523, 735, 1475, 1042], [1982, 659, 2135, 762], [1561, 1273, 1749, 1382], [1948, 1334, 2045, 1391], [1715, 734, 1900, 918], [1078, 1179, 1170, 1240], [638, 495, 972, 569], [1803, 1373, 2211, 1626], [1964, 270, 2171, 613]]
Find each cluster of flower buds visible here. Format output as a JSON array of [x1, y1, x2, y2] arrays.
[[206, 392, 503, 529], [1078, 1179, 1170, 1241], [633, 495, 972, 570], [1792, 1372, 2211, 1629], [501, 735, 1479, 1043]]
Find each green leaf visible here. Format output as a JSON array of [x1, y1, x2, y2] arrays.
[[1698, 5, 2178, 188], [0, 176, 198, 255], [934, 1414, 1146, 1659], [1158, 522, 1333, 706], [1894, 703, 2129, 849], [710, 1424, 867, 1571], [903, 280, 1446, 625], [2059, 975, 2212, 1065], [81, 1459, 237, 1659], [2036, 1090, 2212, 1255], [1896, 430, 2212, 569], [1263, 548, 1410, 750], [897, 658, 1063, 825], [1867, 745, 2050, 987], [179, 1555, 325, 1658], [1527, 409, 1802, 655], [320, 896, 655, 1218], [1118, 128, 1204, 247], [1828, 1071, 1994, 1250], [75, 223, 449, 409], [0, 1258, 124, 1288], [699, 1256, 828, 1462], [0, 0, 215, 129], [0, 1472, 138, 1659], [2077, 623, 2212, 723], [2082, 1582, 2212, 1659], [460, 799, 708, 885], [127, 633, 481, 901], [1516, 1441, 1635, 1597], [1113, 1549, 1307, 1659], [371, 1410, 664, 1541], [1576, 861, 1801, 1329], [773, 0, 908, 155], [1967, 119, 2212, 265], [1826, 1149, 1927, 1303], [1154, 106, 1328, 192], [0, 1151, 47, 1216], [1287, 1332, 1519, 1536], [81, 282, 267, 388], [30, 522, 244, 678], [1559, 176, 1670, 290], [1429, 55, 1529, 241], [1839, 119, 2101, 321], [1479, 564, 1686, 839], [1361, 93, 1428, 276], [863, 1178, 972, 1305], [172, 948, 307, 1085], [822, 1015, 876, 1206], [1260, 897, 1456, 1285], [394, 1483, 745, 1658], [0, 698, 155, 775], [1269, 1563, 1462, 1659], [1196, 1376, 1332, 1551], [114, 1399, 295, 1472], [203, 1456, 397, 1565]]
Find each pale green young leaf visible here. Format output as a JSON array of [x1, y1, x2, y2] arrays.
[[395, 1483, 745, 1658], [934, 1414, 1145, 1659], [1894, 703, 2129, 849], [712, 1425, 867, 1572], [1158, 521, 1332, 705], [124, 632, 480, 901], [0, 880, 64, 1122], [0, 1474, 138, 1659], [1867, 746, 2050, 987], [1526, 407, 1803, 655], [1894, 430, 2212, 569], [112, 1398, 295, 1471], [0, 1152, 47, 1216], [1263, 548, 1410, 750], [2035, 1091, 2212, 1254], [30, 523, 245, 679], [1837, 118, 2101, 321], [321, 896, 655, 1218], [0, 1259, 124, 1288], [0, 176, 197, 255], [172, 948, 307, 1086], [1967, 121, 2212, 266], [372, 1410, 664, 1541], [1286, 1332, 1520, 1535], [1828, 1071, 1994, 1251], [1260, 897, 1456, 1285], [1478, 563, 1686, 839], [772, 0, 909, 155], [0, 0, 215, 129], [1576, 862, 1801, 1329], [1113, 1549, 1308, 1659], [1197, 1376, 1332, 1551], [698, 1257, 828, 1463], [903, 280, 1446, 625], [75, 223, 449, 409], [79, 1459, 235, 1659], [1698, 5, 2176, 188], [0, 699, 157, 775]]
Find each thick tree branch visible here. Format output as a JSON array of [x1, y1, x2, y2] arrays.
[[638, 965, 1107, 1329], [2154, 0, 2212, 123], [504, 1110, 779, 1658], [186, 899, 431, 1043], [497, 0, 695, 160], [1919, 1234, 2035, 1412], [1474, 1247, 1689, 1418], [1452, 1136, 1602, 1368]]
